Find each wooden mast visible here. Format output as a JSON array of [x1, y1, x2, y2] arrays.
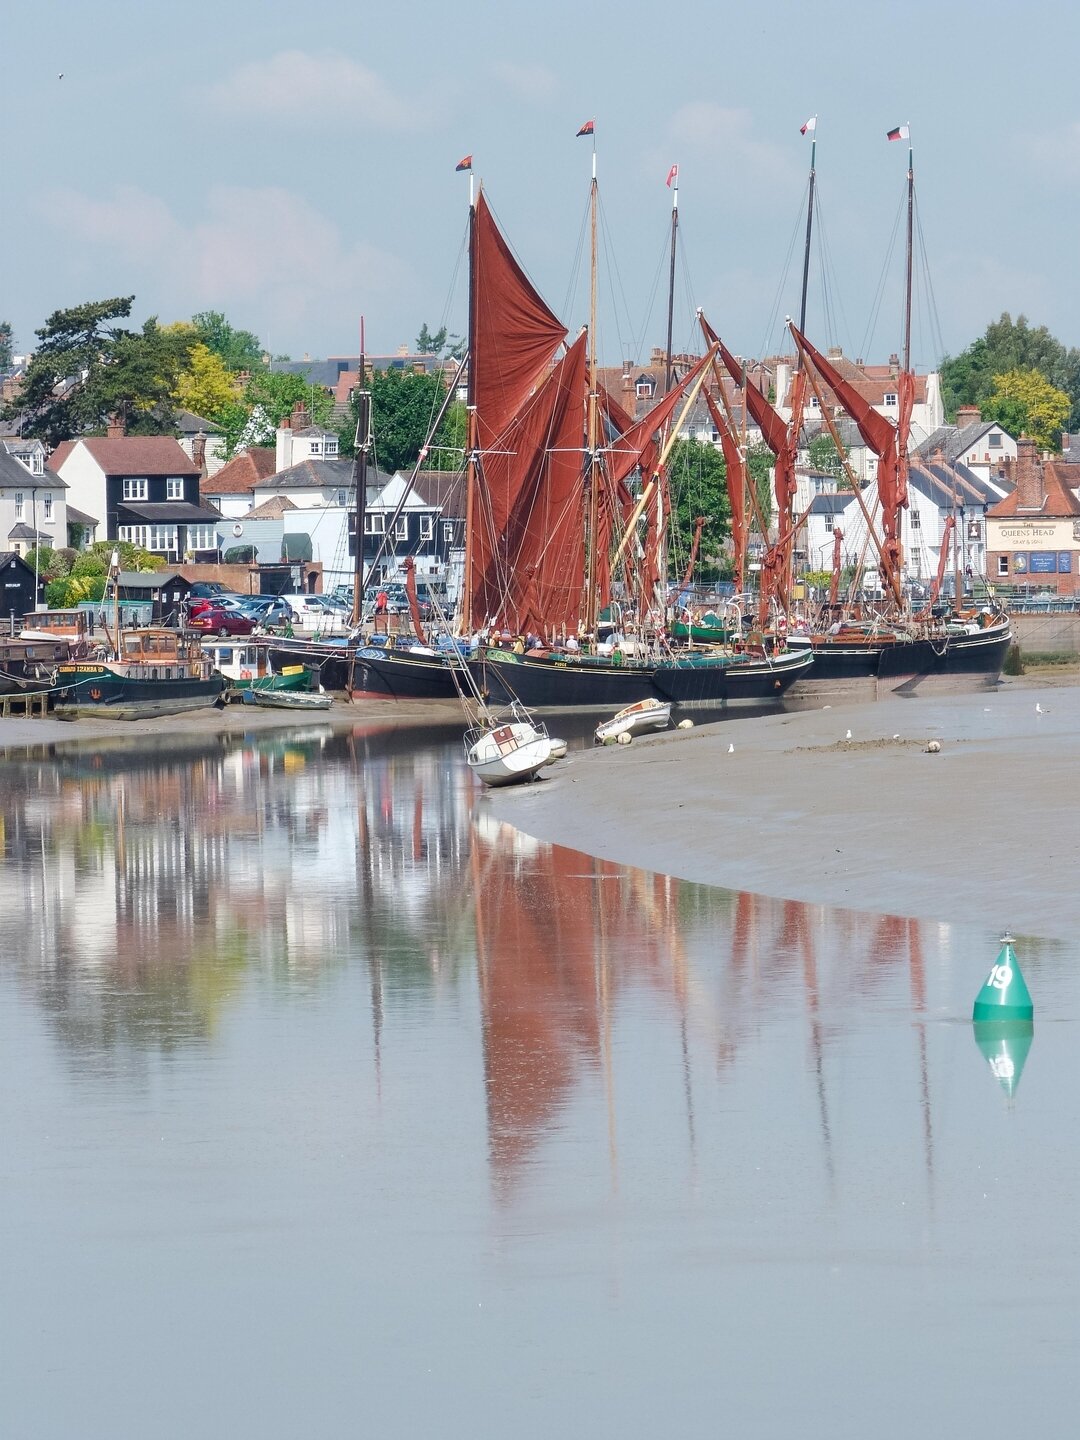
[[663, 166, 678, 395], [350, 319, 371, 627], [584, 141, 600, 639], [462, 182, 478, 635], [898, 126, 914, 590]]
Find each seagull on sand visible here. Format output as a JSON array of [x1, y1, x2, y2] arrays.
[[728, 743, 735, 754], [845, 729, 852, 740], [1036, 702, 1049, 714]]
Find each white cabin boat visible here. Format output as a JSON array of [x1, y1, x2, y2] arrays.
[[594, 697, 672, 744]]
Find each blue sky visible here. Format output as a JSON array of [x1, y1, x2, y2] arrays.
[[7, 0, 1079, 373]]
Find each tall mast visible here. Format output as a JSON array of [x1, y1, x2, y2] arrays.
[[585, 141, 600, 637], [350, 318, 371, 627], [798, 122, 817, 336], [463, 191, 478, 633], [903, 129, 914, 377], [664, 166, 679, 394]]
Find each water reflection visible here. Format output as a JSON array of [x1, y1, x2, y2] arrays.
[[1, 724, 998, 1200]]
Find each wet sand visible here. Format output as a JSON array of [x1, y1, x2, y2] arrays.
[[486, 676, 1080, 940]]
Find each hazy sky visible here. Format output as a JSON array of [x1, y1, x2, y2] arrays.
[[7, 0, 1078, 373]]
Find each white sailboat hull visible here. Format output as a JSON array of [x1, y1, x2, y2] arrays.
[[466, 721, 553, 787], [594, 698, 672, 743]]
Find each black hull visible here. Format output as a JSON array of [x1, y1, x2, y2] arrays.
[[267, 640, 464, 701], [876, 625, 1012, 689], [652, 649, 813, 704], [479, 652, 659, 711], [51, 665, 225, 717], [789, 638, 882, 682]]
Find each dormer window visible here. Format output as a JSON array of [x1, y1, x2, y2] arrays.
[[309, 440, 322, 455], [808, 396, 820, 409], [884, 392, 898, 407], [989, 432, 1002, 448], [636, 377, 655, 399], [325, 438, 338, 456]]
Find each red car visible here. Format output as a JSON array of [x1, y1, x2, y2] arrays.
[[188, 605, 256, 637]]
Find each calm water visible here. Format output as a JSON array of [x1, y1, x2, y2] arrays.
[[1, 722, 1077, 1438]]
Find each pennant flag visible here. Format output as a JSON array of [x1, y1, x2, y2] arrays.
[[666, 163, 678, 188], [455, 154, 472, 172], [800, 116, 816, 135], [887, 125, 909, 142], [576, 119, 595, 137]]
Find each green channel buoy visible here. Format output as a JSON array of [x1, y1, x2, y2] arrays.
[[973, 1019, 1034, 1098], [972, 935, 1034, 1022]]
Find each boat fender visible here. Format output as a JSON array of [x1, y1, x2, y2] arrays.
[[240, 669, 253, 680], [617, 731, 633, 745]]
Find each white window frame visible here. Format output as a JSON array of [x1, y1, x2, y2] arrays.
[[910, 509, 921, 529], [119, 524, 148, 548], [394, 515, 409, 541], [123, 477, 148, 501], [443, 521, 454, 544], [14, 491, 24, 519], [187, 524, 216, 550], [997, 555, 1009, 577], [364, 512, 385, 535], [149, 525, 177, 553], [883, 392, 898, 407], [43, 493, 53, 520], [419, 514, 434, 542], [324, 438, 338, 456], [309, 440, 322, 456], [166, 477, 184, 500]]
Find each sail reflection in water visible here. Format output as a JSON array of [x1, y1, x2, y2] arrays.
[[2, 725, 1074, 1439]]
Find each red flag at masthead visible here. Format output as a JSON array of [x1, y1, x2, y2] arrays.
[[666, 164, 678, 187], [886, 125, 909, 142], [576, 119, 595, 137], [455, 154, 473, 172]]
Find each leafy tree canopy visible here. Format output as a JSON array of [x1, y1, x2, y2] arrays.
[[219, 370, 335, 456], [415, 323, 447, 354], [175, 343, 241, 422], [0, 320, 12, 371], [4, 297, 195, 445], [191, 310, 265, 373], [983, 368, 1071, 452], [941, 312, 1080, 433], [338, 368, 453, 473], [666, 439, 732, 578]]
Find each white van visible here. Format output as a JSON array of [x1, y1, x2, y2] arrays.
[[278, 594, 351, 633]]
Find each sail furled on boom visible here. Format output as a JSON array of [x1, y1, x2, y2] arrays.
[[471, 191, 568, 444], [470, 332, 588, 635], [702, 387, 748, 590]]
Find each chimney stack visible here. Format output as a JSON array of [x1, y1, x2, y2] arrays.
[[276, 415, 293, 474], [1014, 436, 1045, 511], [955, 404, 982, 428], [106, 414, 126, 440], [192, 432, 207, 477]]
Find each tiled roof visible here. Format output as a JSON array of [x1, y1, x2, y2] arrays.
[[254, 457, 389, 490], [7, 523, 51, 541], [50, 436, 199, 477], [0, 449, 69, 488], [411, 469, 466, 516], [200, 446, 276, 496], [245, 496, 298, 519], [66, 504, 99, 526], [988, 462, 1080, 518]]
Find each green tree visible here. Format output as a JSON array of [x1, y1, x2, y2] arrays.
[[666, 439, 731, 578], [191, 310, 264, 373], [941, 312, 1080, 432], [219, 370, 335, 456], [415, 323, 447, 355], [175, 342, 241, 421], [808, 432, 844, 479], [747, 442, 775, 527], [5, 297, 195, 445], [337, 368, 451, 473], [983, 368, 1071, 451], [0, 320, 12, 371]]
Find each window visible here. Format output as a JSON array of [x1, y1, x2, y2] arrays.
[[309, 441, 322, 456], [166, 477, 184, 499], [43, 493, 53, 520], [636, 380, 654, 398], [119, 524, 148, 548], [364, 513, 385, 535], [14, 492, 24, 519], [123, 478, 148, 500], [997, 555, 1009, 577], [443, 522, 455, 544], [324, 438, 338, 456], [910, 510, 921, 529], [808, 396, 819, 410], [187, 524, 217, 550], [336, 490, 348, 507], [989, 432, 1002, 449], [149, 525, 177, 552], [824, 514, 834, 532], [394, 516, 409, 540], [884, 392, 898, 407]]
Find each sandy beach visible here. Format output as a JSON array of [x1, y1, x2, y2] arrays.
[[485, 675, 1080, 941]]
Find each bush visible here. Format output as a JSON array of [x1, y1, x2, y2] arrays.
[[71, 552, 108, 579], [45, 576, 94, 608]]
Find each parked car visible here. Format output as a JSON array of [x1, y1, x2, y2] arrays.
[[241, 596, 299, 628], [278, 594, 350, 631], [189, 593, 246, 617], [188, 605, 257, 637], [187, 581, 233, 600]]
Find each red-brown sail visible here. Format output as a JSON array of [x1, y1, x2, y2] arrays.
[[471, 191, 568, 445], [792, 324, 911, 594], [702, 386, 747, 591], [469, 332, 588, 635]]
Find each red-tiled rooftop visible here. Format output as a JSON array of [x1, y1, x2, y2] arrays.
[[200, 447, 277, 496], [48, 436, 199, 476]]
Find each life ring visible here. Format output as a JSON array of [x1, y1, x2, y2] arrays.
[[240, 669, 253, 680]]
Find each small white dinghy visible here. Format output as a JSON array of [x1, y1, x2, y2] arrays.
[[594, 697, 672, 745], [466, 703, 553, 787]]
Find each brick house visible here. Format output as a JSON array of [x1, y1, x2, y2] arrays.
[[986, 437, 1080, 594]]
